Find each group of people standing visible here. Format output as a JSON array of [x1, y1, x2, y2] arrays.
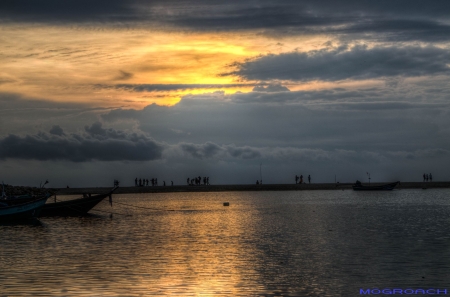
[[295, 175, 311, 184], [135, 178, 173, 187], [423, 173, 433, 182], [187, 176, 210, 186], [132, 177, 212, 186]]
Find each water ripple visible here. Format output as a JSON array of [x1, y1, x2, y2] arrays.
[[1, 189, 450, 296]]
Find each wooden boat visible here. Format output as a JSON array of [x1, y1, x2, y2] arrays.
[[352, 181, 400, 191], [40, 187, 118, 216], [0, 195, 49, 222]]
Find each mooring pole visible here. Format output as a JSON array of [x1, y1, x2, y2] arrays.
[[260, 163, 262, 185]]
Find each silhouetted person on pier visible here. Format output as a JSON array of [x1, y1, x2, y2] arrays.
[[139, 178, 142, 186], [171, 181, 173, 186], [187, 178, 190, 185], [135, 178, 138, 186], [423, 173, 426, 182], [256, 180, 259, 185], [300, 175, 303, 184], [430, 173, 433, 182], [308, 175, 311, 184], [163, 181, 166, 186], [295, 175, 299, 184]]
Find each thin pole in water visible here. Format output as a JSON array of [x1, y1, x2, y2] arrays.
[[260, 163, 262, 184]]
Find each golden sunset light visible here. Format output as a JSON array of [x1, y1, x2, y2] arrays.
[[2, 2, 450, 297], [0, 25, 335, 107]]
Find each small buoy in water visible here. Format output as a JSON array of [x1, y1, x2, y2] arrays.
[[223, 202, 229, 206]]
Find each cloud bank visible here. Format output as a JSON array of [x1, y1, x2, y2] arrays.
[[0, 122, 163, 162], [2, 1, 450, 41], [223, 46, 450, 82]]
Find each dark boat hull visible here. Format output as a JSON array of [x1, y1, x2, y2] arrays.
[[352, 181, 399, 191], [40, 187, 117, 216], [0, 196, 49, 222]]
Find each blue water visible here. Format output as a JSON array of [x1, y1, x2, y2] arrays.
[[1, 189, 450, 296]]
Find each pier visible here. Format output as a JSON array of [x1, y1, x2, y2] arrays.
[[54, 182, 450, 195]]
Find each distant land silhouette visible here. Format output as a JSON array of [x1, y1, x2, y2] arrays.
[[55, 182, 450, 195]]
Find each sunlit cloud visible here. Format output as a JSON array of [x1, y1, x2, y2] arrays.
[[2, 1, 450, 185]]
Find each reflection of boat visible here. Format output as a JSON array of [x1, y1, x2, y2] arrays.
[[40, 187, 117, 216], [352, 181, 400, 191], [0, 195, 49, 222]]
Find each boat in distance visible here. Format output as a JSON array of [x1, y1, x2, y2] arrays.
[[40, 186, 118, 216], [352, 181, 400, 191], [0, 195, 49, 222]]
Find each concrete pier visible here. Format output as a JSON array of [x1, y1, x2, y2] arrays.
[[53, 181, 450, 195]]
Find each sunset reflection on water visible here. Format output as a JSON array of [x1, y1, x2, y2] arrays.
[[2, 190, 450, 296]]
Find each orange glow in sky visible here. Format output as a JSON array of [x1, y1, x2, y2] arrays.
[[0, 25, 333, 107]]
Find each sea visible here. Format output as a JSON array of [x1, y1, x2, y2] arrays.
[[1, 189, 450, 296]]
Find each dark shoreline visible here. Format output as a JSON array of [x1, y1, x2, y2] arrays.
[[54, 181, 450, 195]]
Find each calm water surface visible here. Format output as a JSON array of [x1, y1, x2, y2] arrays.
[[2, 189, 450, 296]]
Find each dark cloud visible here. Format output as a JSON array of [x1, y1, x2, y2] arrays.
[[252, 83, 290, 92], [49, 125, 65, 136], [164, 1, 450, 42], [0, 93, 122, 137], [2, 1, 450, 41], [168, 140, 448, 165], [179, 142, 223, 159], [226, 145, 262, 159], [329, 102, 449, 111], [2, 87, 450, 184], [167, 4, 341, 31], [387, 148, 450, 159], [223, 46, 450, 82], [0, 0, 140, 23], [0, 122, 163, 162], [340, 19, 450, 42], [98, 83, 252, 92], [84, 121, 129, 140], [173, 142, 262, 160], [100, 88, 450, 156]]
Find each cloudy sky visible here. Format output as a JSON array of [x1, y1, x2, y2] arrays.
[[1, 0, 450, 187]]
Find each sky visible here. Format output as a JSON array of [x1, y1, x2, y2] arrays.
[[1, 0, 450, 187]]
